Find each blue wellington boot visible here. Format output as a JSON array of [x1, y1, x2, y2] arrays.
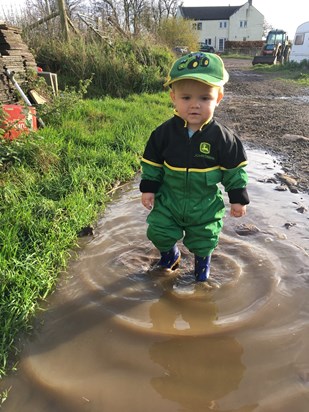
[[195, 255, 211, 281], [157, 245, 181, 270]]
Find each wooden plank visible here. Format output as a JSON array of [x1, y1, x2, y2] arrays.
[[0, 23, 21, 30], [2, 56, 36, 65], [0, 25, 37, 104], [0, 42, 29, 49]]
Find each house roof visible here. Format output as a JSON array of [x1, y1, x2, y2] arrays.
[[179, 6, 243, 20]]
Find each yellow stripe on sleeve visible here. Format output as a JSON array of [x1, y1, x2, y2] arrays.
[[141, 158, 163, 168], [220, 160, 248, 171]]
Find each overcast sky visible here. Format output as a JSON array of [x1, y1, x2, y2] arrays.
[[0, 0, 307, 39]]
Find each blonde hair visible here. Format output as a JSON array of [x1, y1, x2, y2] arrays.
[[171, 79, 224, 94]]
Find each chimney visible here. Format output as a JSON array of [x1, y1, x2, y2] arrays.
[[249, 0, 252, 5]]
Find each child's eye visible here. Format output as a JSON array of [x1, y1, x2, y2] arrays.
[[182, 96, 190, 100]]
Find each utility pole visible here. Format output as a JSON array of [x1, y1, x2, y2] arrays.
[[57, 0, 70, 42]]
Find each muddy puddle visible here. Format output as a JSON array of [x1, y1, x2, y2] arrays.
[[224, 91, 309, 104], [1, 149, 309, 412]]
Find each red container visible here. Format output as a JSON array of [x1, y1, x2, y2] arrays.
[[1, 104, 38, 140]]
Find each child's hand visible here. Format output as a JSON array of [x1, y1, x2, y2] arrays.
[[230, 203, 246, 218], [141, 192, 154, 210]]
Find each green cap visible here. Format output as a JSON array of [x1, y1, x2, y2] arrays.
[[164, 52, 229, 88]]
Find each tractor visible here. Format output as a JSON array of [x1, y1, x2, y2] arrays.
[[252, 29, 291, 65]]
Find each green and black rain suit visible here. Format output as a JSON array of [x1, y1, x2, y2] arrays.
[[140, 114, 249, 257]]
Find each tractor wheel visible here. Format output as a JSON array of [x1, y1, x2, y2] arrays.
[[284, 49, 291, 63], [278, 54, 284, 64]]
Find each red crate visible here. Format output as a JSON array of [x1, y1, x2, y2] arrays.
[[1, 104, 38, 140]]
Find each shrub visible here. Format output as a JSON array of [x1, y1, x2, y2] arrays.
[[31, 36, 173, 98]]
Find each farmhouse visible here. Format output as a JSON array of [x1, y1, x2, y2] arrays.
[[177, 1, 264, 52]]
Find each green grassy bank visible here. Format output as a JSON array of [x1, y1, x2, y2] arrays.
[[0, 92, 171, 379]]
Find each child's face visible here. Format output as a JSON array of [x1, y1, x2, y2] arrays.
[[170, 80, 223, 131]]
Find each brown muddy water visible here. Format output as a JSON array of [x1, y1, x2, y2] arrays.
[[1, 149, 309, 412]]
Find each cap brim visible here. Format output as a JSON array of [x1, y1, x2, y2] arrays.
[[164, 71, 229, 88]]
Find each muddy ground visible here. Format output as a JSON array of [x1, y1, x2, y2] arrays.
[[216, 58, 309, 194]]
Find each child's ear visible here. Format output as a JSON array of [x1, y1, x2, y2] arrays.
[[170, 89, 176, 104], [216, 90, 224, 106]]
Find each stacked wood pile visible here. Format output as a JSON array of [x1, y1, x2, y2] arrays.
[[0, 22, 37, 104]]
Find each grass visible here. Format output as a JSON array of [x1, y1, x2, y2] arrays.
[[221, 53, 253, 60], [221, 54, 309, 86], [0, 91, 172, 379], [251, 59, 309, 86]]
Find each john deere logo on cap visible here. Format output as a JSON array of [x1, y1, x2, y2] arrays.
[[200, 142, 211, 154], [164, 51, 229, 88], [177, 54, 210, 72]]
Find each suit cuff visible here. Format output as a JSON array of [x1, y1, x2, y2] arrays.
[[140, 180, 161, 193], [228, 188, 250, 205]]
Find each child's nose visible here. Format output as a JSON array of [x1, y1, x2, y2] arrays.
[[191, 100, 200, 108]]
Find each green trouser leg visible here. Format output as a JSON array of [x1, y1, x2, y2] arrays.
[[146, 197, 223, 258]]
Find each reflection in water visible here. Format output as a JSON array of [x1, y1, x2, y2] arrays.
[[0, 149, 309, 412], [150, 335, 244, 411], [149, 295, 245, 410], [149, 287, 218, 332]]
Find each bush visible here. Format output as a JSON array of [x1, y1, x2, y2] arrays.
[[157, 17, 199, 52], [31, 37, 173, 98]]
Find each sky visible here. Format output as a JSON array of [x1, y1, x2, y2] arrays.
[[0, 0, 307, 39]]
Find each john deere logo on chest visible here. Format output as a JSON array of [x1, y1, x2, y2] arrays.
[[200, 142, 211, 154]]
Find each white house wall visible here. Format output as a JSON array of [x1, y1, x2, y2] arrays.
[[229, 5, 264, 41], [197, 20, 229, 50]]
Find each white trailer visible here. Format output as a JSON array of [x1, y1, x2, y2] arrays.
[[290, 21, 309, 63]]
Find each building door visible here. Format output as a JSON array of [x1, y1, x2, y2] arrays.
[[218, 38, 226, 51]]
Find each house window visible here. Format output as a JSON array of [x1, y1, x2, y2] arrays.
[[219, 21, 227, 29], [193, 22, 202, 30], [240, 20, 247, 28], [205, 38, 212, 45]]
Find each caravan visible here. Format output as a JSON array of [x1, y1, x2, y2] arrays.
[[290, 21, 309, 63]]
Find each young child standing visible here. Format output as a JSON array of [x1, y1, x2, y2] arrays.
[[140, 52, 249, 282]]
